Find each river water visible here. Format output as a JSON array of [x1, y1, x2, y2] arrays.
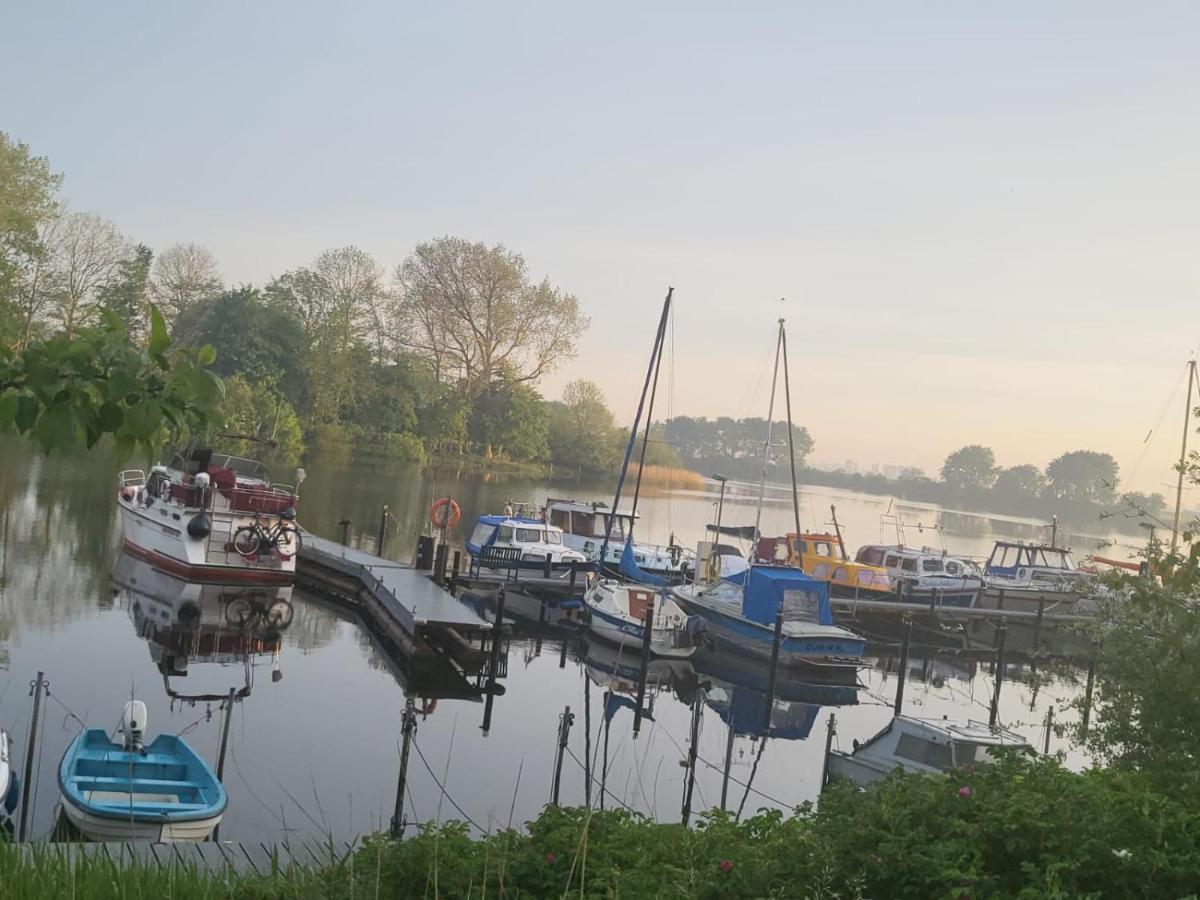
[[0, 440, 1136, 842]]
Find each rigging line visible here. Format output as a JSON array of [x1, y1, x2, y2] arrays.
[[563, 746, 639, 813], [410, 735, 490, 834], [1124, 362, 1187, 489]]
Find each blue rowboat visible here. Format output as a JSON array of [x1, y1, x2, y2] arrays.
[[58, 702, 226, 842]]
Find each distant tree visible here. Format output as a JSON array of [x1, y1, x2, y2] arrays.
[[470, 379, 549, 461], [0, 132, 62, 312], [45, 212, 130, 338], [940, 445, 997, 491], [547, 379, 621, 473], [394, 237, 587, 395], [662, 416, 813, 466], [1045, 450, 1119, 505], [98, 244, 153, 339], [151, 243, 221, 324], [993, 464, 1046, 499], [173, 287, 309, 411], [1119, 491, 1168, 519]]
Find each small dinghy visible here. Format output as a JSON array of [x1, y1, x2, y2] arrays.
[[58, 701, 226, 842]]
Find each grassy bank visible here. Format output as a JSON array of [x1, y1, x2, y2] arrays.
[[4, 755, 1196, 898]]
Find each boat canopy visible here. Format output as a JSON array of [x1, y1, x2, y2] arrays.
[[466, 515, 549, 554], [724, 566, 834, 627]]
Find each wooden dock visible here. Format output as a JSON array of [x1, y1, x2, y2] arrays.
[[18, 839, 357, 874]]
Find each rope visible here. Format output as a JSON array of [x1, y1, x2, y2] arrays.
[[410, 735, 490, 834], [563, 746, 639, 814]]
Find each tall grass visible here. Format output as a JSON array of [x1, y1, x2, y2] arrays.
[[626, 464, 705, 492]]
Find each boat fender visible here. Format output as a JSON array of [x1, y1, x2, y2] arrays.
[[706, 548, 722, 581], [1017, 567, 1029, 582], [187, 513, 212, 540]]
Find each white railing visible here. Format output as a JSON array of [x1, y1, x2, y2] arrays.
[[118, 469, 146, 488]]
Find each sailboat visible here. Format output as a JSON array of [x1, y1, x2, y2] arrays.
[[671, 318, 866, 667], [581, 289, 703, 658]]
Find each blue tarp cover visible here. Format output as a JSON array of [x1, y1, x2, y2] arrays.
[[724, 565, 834, 627], [617, 536, 669, 587]]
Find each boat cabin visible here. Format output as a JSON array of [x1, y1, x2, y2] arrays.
[[828, 716, 1033, 787], [757, 533, 892, 594], [466, 515, 587, 565], [855, 544, 976, 581], [545, 499, 635, 547], [985, 541, 1081, 581]]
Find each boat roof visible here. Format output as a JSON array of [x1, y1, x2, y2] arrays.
[[476, 515, 553, 529], [862, 544, 969, 561], [545, 498, 638, 518], [992, 540, 1071, 553], [898, 715, 1029, 745], [793, 532, 841, 542]]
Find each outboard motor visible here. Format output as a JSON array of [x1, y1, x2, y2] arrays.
[[120, 700, 148, 753]]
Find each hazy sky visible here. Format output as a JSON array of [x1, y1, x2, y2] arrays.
[[5, 2, 1200, 494]]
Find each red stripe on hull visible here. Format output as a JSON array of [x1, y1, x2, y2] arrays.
[[122, 540, 295, 586]]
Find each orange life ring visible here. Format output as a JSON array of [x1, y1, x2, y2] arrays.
[[429, 498, 462, 529], [415, 698, 438, 716]]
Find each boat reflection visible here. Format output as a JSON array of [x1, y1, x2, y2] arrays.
[[113, 550, 292, 701]]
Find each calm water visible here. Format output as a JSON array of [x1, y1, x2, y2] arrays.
[[0, 440, 1132, 842]]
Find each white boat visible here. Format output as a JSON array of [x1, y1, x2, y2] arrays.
[[117, 444, 302, 585], [465, 515, 588, 569], [853, 544, 982, 607], [545, 498, 695, 582], [0, 729, 18, 821], [826, 715, 1033, 787], [582, 580, 701, 657]]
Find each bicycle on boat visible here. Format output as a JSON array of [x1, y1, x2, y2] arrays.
[[231, 509, 302, 560]]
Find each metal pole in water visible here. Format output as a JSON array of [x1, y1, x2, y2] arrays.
[[434, 543, 448, 586], [378, 504, 389, 557], [551, 705, 573, 805], [583, 678, 592, 808], [633, 596, 655, 737], [600, 693, 612, 810], [719, 719, 735, 811], [391, 698, 417, 837], [681, 691, 703, 826], [481, 590, 507, 735], [449, 550, 461, 595], [211, 687, 237, 843], [1043, 706, 1054, 755], [894, 614, 913, 715], [338, 518, 351, 546], [989, 618, 1009, 728], [1081, 644, 1098, 737], [762, 603, 785, 735], [819, 712, 837, 790], [18, 671, 46, 842]]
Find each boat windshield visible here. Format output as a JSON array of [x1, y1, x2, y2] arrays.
[[544, 530, 562, 545], [894, 733, 952, 770], [953, 741, 1017, 766], [515, 527, 543, 544]]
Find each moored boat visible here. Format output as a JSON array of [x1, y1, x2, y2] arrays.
[[465, 515, 589, 569], [117, 442, 301, 585], [546, 498, 695, 583], [582, 581, 702, 657], [58, 701, 227, 842], [853, 544, 982, 607]]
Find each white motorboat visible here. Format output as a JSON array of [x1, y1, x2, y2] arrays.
[[582, 580, 701, 657], [853, 544, 983, 607], [545, 498, 695, 583], [464, 515, 588, 569], [826, 715, 1033, 787], [117, 443, 302, 585]]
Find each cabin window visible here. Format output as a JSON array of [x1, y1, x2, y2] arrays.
[[953, 742, 1005, 766], [833, 567, 848, 582], [859, 548, 885, 566], [781, 588, 821, 621], [921, 558, 943, 573], [814, 542, 833, 557], [515, 528, 542, 543], [497, 526, 515, 543], [544, 530, 562, 545], [470, 522, 494, 548], [895, 734, 952, 769], [549, 509, 570, 531], [901, 558, 918, 573], [797, 541, 808, 554], [574, 512, 598, 537], [812, 563, 831, 580], [885, 555, 901, 569]]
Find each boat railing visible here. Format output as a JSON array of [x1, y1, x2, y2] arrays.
[[118, 469, 146, 488]]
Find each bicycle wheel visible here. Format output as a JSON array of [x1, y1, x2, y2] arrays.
[[225, 596, 255, 626], [275, 525, 302, 560], [232, 525, 262, 558], [267, 599, 295, 629]]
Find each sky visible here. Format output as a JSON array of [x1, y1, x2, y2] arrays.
[[4, 1, 1200, 494]]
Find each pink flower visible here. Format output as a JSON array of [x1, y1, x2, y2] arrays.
[[957, 786, 972, 798], [719, 859, 734, 873], [545, 852, 557, 865]]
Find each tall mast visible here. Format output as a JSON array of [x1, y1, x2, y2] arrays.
[[1170, 358, 1197, 559], [599, 288, 672, 566], [751, 319, 785, 552], [780, 320, 803, 542]]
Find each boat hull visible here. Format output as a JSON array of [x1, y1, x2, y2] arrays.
[[583, 585, 698, 658], [826, 750, 896, 787], [61, 799, 223, 842], [118, 494, 295, 585]]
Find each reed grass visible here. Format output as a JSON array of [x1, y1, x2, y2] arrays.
[[626, 464, 705, 491]]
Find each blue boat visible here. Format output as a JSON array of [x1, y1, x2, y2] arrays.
[[58, 701, 226, 842], [672, 566, 866, 667]]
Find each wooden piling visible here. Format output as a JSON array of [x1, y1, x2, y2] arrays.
[[434, 543, 448, 586], [989, 618, 1009, 728], [633, 597, 656, 737], [551, 705, 573, 805], [449, 550, 461, 595], [819, 712, 837, 789], [762, 603, 785, 734], [680, 692, 703, 826], [391, 698, 417, 836], [894, 614, 913, 715]]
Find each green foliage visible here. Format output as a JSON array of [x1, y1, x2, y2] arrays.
[[97, 243, 153, 339], [216, 373, 305, 463], [546, 379, 622, 473], [663, 415, 815, 482], [0, 131, 62, 303], [471, 379, 549, 461], [1046, 449, 1119, 505], [0, 307, 221, 459], [993, 463, 1046, 499], [940, 444, 997, 491]]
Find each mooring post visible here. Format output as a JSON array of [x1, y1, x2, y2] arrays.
[[391, 698, 417, 836], [894, 614, 913, 715], [819, 712, 837, 789], [211, 687, 237, 842], [633, 597, 656, 737], [551, 705, 573, 805], [720, 719, 736, 811], [449, 550, 461, 595], [600, 692, 612, 810], [996, 588, 1006, 612], [378, 504, 389, 557], [762, 602, 785, 734], [583, 678, 593, 808], [543, 554, 552, 579], [569, 560, 578, 591], [681, 691, 703, 826], [18, 671, 47, 842], [558, 637, 568, 669], [1081, 644, 1098, 737], [989, 618, 1009, 727], [481, 590, 507, 735], [338, 518, 351, 546], [434, 543, 448, 586]]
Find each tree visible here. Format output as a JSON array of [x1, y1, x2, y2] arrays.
[[394, 237, 587, 394], [661, 416, 814, 466], [992, 463, 1046, 499], [470, 379, 549, 461], [0, 132, 62, 308], [46, 211, 130, 338], [216, 374, 304, 462], [98, 244, 153, 339], [547, 379, 621, 473], [0, 307, 222, 458], [151, 243, 221, 324], [1045, 450, 1118, 505], [939, 445, 997, 491]]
